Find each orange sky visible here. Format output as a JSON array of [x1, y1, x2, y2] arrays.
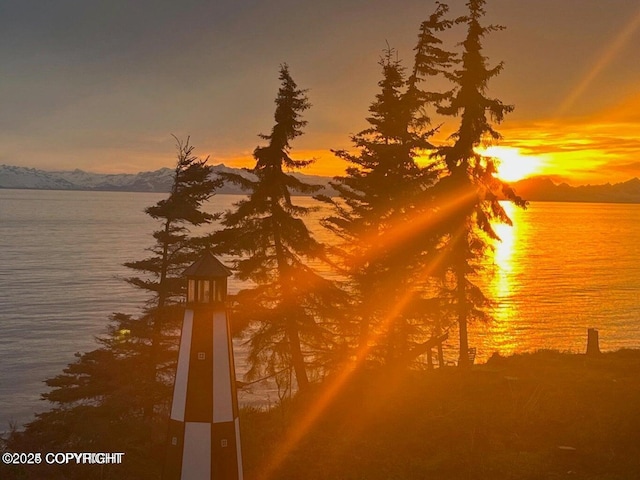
[[2, 1, 640, 186], [182, 3, 640, 186], [494, 87, 640, 185], [217, 95, 640, 186]]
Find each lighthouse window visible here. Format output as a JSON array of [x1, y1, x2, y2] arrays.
[[187, 278, 226, 303], [202, 280, 211, 303], [213, 280, 220, 302], [196, 280, 211, 303], [214, 279, 226, 302], [187, 280, 196, 303]]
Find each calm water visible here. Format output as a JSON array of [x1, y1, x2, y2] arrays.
[[481, 202, 640, 357], [1, 189, 640, 428]]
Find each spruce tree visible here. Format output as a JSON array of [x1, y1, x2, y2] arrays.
[[407, 1, 456, 127], [408, 1, 458, 367], [434, 0, 525, 367], [7, 139, 221, 479], [212, 64, 341, 393], [124, 137, 221, 414], [320, 46, 443, 368]]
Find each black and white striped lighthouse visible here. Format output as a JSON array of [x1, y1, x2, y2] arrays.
[[164, 251, 243, 480]]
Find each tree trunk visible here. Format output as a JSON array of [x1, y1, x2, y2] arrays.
[[435, 317, 445, 368], [456, 264, 470, 368], [144, 219, 172, 420], [272, 208, 309, 392], [286, 318, 310, 391]]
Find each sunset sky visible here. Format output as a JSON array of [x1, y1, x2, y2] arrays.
[[1, 0, 640, 185]]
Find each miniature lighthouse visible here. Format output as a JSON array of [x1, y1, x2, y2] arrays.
[[164, 251, 243, 480]]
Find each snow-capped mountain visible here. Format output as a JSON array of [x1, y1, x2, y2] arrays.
[[0, 165, 176, 192], [0, 165, 79, 190], [0, 164, 335, 195]]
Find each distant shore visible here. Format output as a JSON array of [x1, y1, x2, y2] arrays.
[[3, 164, 640, 202]]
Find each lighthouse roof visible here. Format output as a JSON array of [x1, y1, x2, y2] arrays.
[[183, 251, 232, 278]]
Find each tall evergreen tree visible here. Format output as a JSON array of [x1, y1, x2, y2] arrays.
[[124, 137, 221, 414], [434, 0, 525, 367], [407, 2, 456, 127], [407, 2, 458, 367], [7, 139, 221, 479], [320, 45, 444, 368], [212, 64, 341, 392]]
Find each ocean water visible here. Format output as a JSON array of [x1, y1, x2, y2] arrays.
[[1, 189, 640, 429], [478, 201, 640, 358], [0, 190, 162, 429]]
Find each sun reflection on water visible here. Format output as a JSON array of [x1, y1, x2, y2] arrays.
[[484, 202, 519, 356]]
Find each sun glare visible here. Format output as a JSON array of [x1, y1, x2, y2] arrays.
[[481, 146, 544, 182]]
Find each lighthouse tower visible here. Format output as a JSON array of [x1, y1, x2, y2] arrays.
[[164, 251, 243, 480]]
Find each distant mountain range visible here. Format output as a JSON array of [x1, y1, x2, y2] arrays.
[[510, 176, 640, 204], [0, 164, 336, 196], [2, 164, 640, 203]]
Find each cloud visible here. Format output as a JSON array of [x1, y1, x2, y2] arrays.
[[498, 116, 640, 184], [2, 0, 639, 182], [605, 161, 640, 174]]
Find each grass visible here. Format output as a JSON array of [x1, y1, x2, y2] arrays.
[[239, 350, 640, 480]]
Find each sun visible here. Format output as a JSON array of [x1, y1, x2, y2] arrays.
[[481, 146, 544, 182]]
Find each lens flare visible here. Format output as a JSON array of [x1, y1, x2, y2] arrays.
[[480, 146, 544, 182]]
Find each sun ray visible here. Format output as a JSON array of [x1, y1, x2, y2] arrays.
[[255, 189, 477, 480], [255, 237, 463, 480], [556, 6, 640, 117]]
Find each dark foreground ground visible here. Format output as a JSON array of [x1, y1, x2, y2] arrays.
[[241, 350, 640, 480]]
